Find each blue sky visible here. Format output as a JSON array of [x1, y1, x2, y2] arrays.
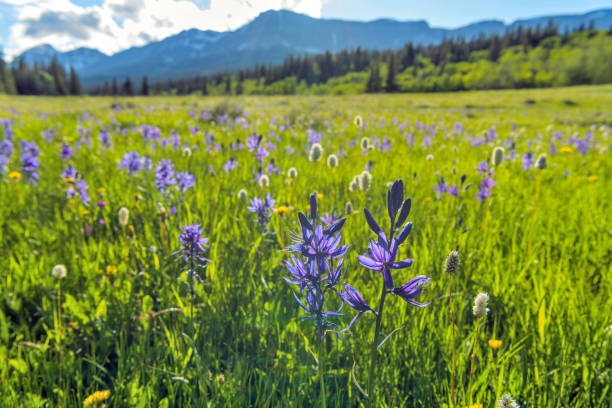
[[1, 0, 610, 58]]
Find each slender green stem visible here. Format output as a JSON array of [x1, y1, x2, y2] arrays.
[[367, 281, 387, 406], [467, 318, 482, 405], [57, 281, 62, 408], [449, 276, 455, 408], [318, 333, 326, 408]]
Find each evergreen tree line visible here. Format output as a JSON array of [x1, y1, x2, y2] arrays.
[[134, 20, 610, 96], [0, 55, 82, 95]]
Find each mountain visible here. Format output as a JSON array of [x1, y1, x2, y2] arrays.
[[12, 8, 612, 86], [17, 45, 108, 71]]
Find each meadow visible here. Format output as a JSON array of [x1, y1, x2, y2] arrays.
[[0, 85, 610, 407]]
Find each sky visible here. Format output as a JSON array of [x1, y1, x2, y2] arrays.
[[0, 0, 610, 58]]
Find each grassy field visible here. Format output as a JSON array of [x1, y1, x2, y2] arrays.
[[0, 85, 610, 407]]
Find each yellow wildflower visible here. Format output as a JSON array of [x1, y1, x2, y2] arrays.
[[274, 205, 291, 215], [560, 146, 573, 153], [466, 404, 483, 408], [489, 339, 502, 351], [81, 209, 90, 216], [105, 265, 117, 278], [63, 177, 75, 183], [317, 193, 323, 200], [587, 175, 598, 182], [83, 390, 110, 406], [9, 171, 22, 179], [97, 187, 105, 195]]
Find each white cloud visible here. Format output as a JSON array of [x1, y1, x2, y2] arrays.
[[5, 0, 326, 58]]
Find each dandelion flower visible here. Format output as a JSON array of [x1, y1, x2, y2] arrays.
[[51, 265, 67, 280], [83, 390, 110, 406], [9, 171, 22, 179], [472, 292, 489, 318]]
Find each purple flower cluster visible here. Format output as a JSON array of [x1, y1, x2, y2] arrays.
[[62, 165, 90, 207], [177, 224, 210, 280], [0, 139, 13, 173], [475, 161, 497, 202], [119, 151, 143, 175], [176, 171, 196, 192], [285, 193, 349, 342], [20, 141, 41, 183], [154, 159, 177, 194], [247, 193, 275, 229], [355, 180, 431, 305]]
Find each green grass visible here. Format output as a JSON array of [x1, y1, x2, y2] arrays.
[[0, 85, 610, 407]]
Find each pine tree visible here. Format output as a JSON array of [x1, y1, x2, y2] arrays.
[[68, 67, 82, 95], [365, 61, 382, 93], [111, 78, 118, 95], [488, 35, 502, 62], [141, 76, 149, 95], [122, 77, 134, 95], [49, 56, 68, 95], [385, 54, 399, 92], [202, 76, 208, 96], [224, 75, 232, 94]]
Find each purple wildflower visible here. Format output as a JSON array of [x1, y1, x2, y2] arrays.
[[59, 143, 72, 160], [154, 159, 176, 194], [224, 158, 238, 173], [176, 171, 196, 192], [433, 177, 448, 199], [522, 153, 534, 170], [119, 151, 142, 175], [247, 193, 275, 229]]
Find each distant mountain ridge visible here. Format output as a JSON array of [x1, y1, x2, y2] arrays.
[[12, 8, 612, 85]]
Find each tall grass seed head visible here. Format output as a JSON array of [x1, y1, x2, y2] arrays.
[[473, 292, 489, 318], [345, 201, 353, 214], [309, 143, 323, 162], [258, 174, 270, 187], [444, 250, 460, 274], [287, 167, 298, 178], [492, 146, 505, 166], [348, 176, 359, 192], [326, 154, 338, 168], [354, 115, 363, 127], [535, 153, 547, 169], [359, 170, 372, 191], [360, 137, 370, 150], [51, 264, 67, 279], [118, 207, 129, 227], [237, 188, 248, 200]]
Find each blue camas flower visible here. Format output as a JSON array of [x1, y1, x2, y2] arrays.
[[285, 193, 348, 343], [247, 193, 275, 229], [154, 159, 176, 194]]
